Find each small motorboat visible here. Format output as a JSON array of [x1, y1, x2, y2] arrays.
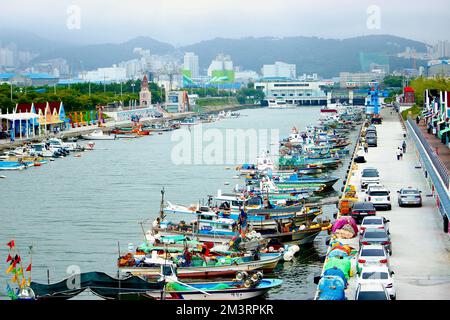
[[81, 129, 116, 140]]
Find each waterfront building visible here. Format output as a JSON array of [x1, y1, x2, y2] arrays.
[[235, 70, 260, 83], [262, 62, 296, 79], [183, 52, 199, 78], [139, 75, 152, 107], [165, 91, 190, 113], [22, 73, 59, 86], [339, 72, 384, 88], [255, 80, 327, 106], [427, 59, 450, 77]]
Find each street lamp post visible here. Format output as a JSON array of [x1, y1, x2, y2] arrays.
[[10, 82, 13, 101]]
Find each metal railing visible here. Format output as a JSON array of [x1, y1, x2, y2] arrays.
[[407, 118, 450, 189]]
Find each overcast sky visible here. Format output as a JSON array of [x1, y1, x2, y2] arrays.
[[1, 0, 449, 45]]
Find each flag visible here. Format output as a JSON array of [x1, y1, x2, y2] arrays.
[[17, 267, 23, 276], [6, 254, 12, 263], [5, 264, 14, 274], [20, 278, 26, 289], [11, 274, 18, 283], [6, 240, 15, 249], [6, 283, 17, 300], [26, 264, 32, 272]]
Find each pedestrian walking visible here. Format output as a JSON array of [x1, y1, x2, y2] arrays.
[[402, 141, 407, 153], [416, 115, 420, 124], [364, 142, 368, 153], [396, 148, 401, 160], [399, 147, 403, 160]]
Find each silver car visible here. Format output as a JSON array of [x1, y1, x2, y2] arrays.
[[397, 187, 422, 207]]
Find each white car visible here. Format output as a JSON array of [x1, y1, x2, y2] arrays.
[[360, 216, 390, 234], [365, 185, 391, 210], [358, 265, 396, 300], [355, 283, 391, 300], [357, 244, 390, 273], [360, 168, 381, 190]]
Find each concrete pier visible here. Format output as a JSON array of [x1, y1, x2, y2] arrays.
[[318, 107, 450, 300]]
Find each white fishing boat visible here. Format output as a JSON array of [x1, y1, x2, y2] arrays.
[[81, 129, 116, 140]]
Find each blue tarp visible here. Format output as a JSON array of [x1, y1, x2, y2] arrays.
[[323, 267, 348, 286], [317, 276, 346, 300]]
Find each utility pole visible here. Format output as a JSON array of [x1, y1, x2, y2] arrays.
[[10, 82, 13, 101]]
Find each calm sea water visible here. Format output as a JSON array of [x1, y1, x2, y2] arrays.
[[0, 107, 356, 299]]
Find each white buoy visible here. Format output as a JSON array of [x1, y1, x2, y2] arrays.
[[283, 251, 294, 262], [290, 245, 300, 254]]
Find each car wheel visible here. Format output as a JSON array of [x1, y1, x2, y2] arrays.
[[388, 205, 392, 210], [391, 295, 396, 300], [418, 203, 422, 207], [389, 250, 393, 256]]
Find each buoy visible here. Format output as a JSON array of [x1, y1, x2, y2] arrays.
[[290, 245, 300, 254], [283, 251, 294, 262], [224, 182, 230, 185], [0, 175, 6, 179]]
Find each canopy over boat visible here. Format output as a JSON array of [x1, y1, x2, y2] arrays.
[[29, 271, 163, 300]]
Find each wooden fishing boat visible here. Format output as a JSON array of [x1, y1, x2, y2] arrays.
[[119, 252, 282, 279]]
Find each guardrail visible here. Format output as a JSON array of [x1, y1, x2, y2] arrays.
[[406, 119, 450, 220], [407, 118, 450, 189]]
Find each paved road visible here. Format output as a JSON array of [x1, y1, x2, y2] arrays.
[[351, 108, 450, 299]]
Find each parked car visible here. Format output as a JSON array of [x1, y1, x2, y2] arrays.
[[358, 265, 396, 300], [0, 131, 10, 139], [360, 229, 392, 255], [355, 283, 391, 300], [360, 216, 390, 235], [366, 125, 377, 135], [398, 187, 422, 207], [365, 185, 391, 210], [360, 168, 380, 189], [365, 133, 378, 147], [351, 202, 376, 223], [357, 244, 390, 273]]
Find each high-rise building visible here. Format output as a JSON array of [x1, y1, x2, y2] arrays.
[[207, 54, 234, 83], [183, 52, 199, 78], [433, 40, 450, 58], [262, 62, 296, 79]]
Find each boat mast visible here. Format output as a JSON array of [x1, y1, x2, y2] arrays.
[[159, 188, 166, 220]]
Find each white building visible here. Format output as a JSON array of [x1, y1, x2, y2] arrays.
[[262, 62, 296, 79], [255, 80, 327, 105], [183, 52, 199, 78], [207, 54, 233, 77], [80, 65, 127, 82], [433, 40, 450, 59]]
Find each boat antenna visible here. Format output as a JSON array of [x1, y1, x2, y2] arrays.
[[159, 188, 166, 220]]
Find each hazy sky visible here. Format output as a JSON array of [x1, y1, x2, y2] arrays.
[[1, 0, 449, 45]]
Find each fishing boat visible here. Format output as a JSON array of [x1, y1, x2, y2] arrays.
[[0, 161, 26, 170], [81, 129, 116, 140], [147, 265, 282, 300], [119, 251, 282, 279], [274, 174, 339, 190]]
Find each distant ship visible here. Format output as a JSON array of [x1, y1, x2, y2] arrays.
[[267, 99, 297, 109]]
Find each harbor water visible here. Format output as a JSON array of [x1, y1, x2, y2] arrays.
[[0, 107, 358, 299]]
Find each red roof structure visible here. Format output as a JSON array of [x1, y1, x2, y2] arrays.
[[15, 103, 33, 113]]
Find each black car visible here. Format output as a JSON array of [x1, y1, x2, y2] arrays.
[[0, 131, 10, 139], [351, 202, 376, 223]]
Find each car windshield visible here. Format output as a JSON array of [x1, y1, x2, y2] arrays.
[[362, 171, 379, 177], [357, 291, 388, 300], [362, 272, 389, 280], [369, 191, 389, 196], [364, 231, 388, 239], [402, 190, 419, 195], [361, 249, 385, 256], [362, 219, 382, 225]]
